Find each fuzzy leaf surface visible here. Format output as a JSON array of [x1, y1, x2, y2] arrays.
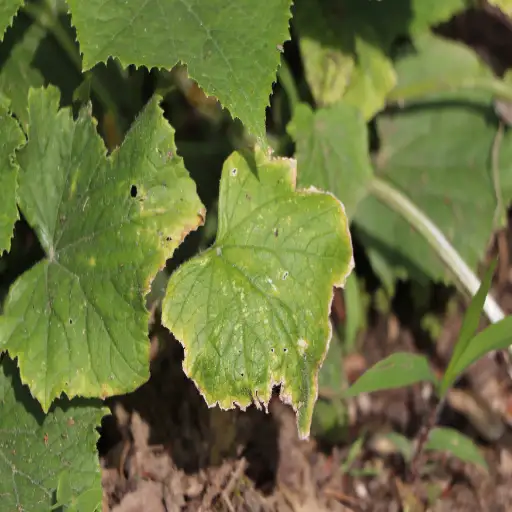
[[288, 102, 373, 218], [162, 148, 353, 438], [0, 356, 104, 511], [0, 87, 204, 410], [0, 106, 24, 254], [66, 0, 292, 140]]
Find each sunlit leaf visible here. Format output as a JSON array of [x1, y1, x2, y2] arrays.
[[162, 147, 354, 438]]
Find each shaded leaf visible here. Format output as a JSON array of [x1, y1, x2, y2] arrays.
[[0, 356, 104, 511], [389, 33, 494, 105], [425, 427, 488, 471], [162, 147, 353, 438], [288, 102, 373, 218], [0, 4, 82, 128], [0, 87, 205, 410], [0, 0, 22, 41], [343, 273, 367, 352], [382, 432, 413, 462], [0, 106, 24, 254], [440, 261, 496, 396], [346, 352, 437, 397], [293, 0, 396, 118], [67, 0, 293, 140]]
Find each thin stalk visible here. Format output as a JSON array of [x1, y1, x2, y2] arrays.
[[388, 77, 512, 104], [369, 177, 505, 325]]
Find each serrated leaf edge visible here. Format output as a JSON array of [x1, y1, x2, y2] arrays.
[[170, 154, 354, 439]]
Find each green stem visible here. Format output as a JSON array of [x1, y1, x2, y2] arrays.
[[388, 77, 512, 104], [369, 177, 505, 324]]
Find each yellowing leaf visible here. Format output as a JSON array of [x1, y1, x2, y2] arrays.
[[162, 147, 353, 438]]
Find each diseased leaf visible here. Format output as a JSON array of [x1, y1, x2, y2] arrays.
[[440, 261, 496, 396], [345, 352, 437, 397], [288, 102, 373, 218], [66, 0, 292, 140], [162, 147, 354, 438], [425, 427, 488, 471], [0, 356, 104, 511], [0, 0, 23, 41], [0, 87, 205, 410], [0, 106, 24, 254]]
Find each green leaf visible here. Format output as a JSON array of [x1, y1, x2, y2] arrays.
[[343, 273, 367, 352], [288, 102, 373, 218], [0, 356, 104, 511], [425, 427, 488, 471], [441, 315, 512, 394], [382, 432, 413, 462], [0, 0, 23, 41], [293, 0, 396, 118], [354, 35, 508, 285], [0, 86, 205, 410], [162, 147, 354, 438], [66, 0, 292, 140], [0, 106, 24, 255], [439, 261, 496, 396], [345, 352, 437, 397], [0, 5, 83, 128], [389, 33, 495, 104]]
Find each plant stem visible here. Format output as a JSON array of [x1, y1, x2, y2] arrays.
[[408, 396, 446, 482], [368, 177, 505, 325], [388, 78, 512, 104]]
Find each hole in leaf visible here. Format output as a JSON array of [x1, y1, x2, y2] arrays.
[[130, 185, 138, 198], [69, 319, 73, 325], [166, 236, 172, 242], [283, 348, 288, 353]]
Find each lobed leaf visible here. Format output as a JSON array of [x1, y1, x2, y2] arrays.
[[66, 0, 292, 141], [345, 352, 437, 397], [425, 427, 488, 471], [0, 0, 23, 42], [0, 356, 104, 511], [0, 86, 205, 410], [439, 261, 496, 396], [0, 105, 24, 254], [162, 147, 354, 438], [288, 102, 373, 218]]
